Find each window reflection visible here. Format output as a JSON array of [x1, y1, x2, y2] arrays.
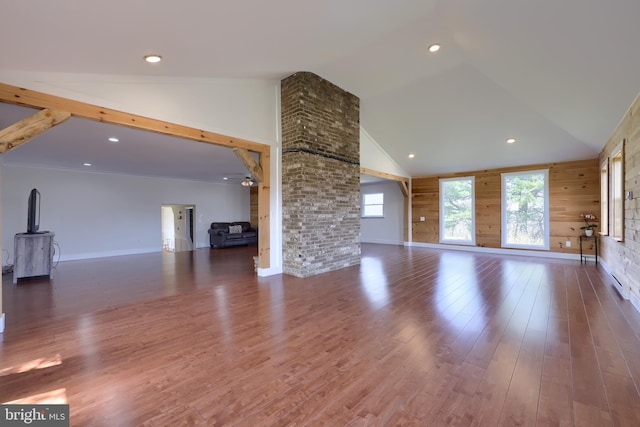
[[434, 252, 484, 331], [360, 257, 390, 309]]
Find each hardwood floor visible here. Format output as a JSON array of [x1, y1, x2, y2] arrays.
[[1, 244, 640, 426]]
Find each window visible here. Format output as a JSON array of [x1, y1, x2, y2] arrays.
[[362, 193, 384, 217], [501, 170, 549, 250], [600, 160, 609, 235], [611, 141, 624, 241], [440, 177, 475, 245]]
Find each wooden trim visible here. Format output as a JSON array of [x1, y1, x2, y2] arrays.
[[0, 82, 267, 153], [233, 148, 264, 182], [398, 180, 409, 197], [0, 81, 272, 270], [0, 108, 70, 154], [610, 140, 624, 242], [360, 167, 408, 184]]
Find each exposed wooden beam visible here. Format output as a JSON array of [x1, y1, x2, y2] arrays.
[[0, 108, 70, 154], [398, 180, 409, 197], [360, 167, 408, 184], [360, 167, 409, 196], [233, 148, 264, 182], [0, 82, 267, 154]]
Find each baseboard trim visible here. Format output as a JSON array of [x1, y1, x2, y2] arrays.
[[0, 313, 5, 333], [258, 266, 283, 277], [597, 260, 630, 300], [361, 239, 404, 245], [58, 247, 161, 262], [406, 242, 581, 261]]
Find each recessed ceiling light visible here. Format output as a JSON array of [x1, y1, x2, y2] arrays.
[[223, 177, 229, 180], [144, 54, 162, 63], [506, 138, 516, 144], [108, 137, 119, 143], [428, 44, 441, 53], [83, 162, 92, 167], [408, 153, 416, 159]]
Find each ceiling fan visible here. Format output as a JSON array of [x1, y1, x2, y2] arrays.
[[223, 174, 255, 186]]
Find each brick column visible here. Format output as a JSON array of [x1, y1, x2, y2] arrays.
[[281, 72, 360, 277]]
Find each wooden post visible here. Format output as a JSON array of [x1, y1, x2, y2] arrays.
[[258, 147, 271, 268], [257, 148, 270, 269]]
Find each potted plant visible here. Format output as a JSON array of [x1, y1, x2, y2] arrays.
[[580, 213, 597, 236]]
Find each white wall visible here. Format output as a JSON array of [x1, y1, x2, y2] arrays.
[[2, 165, 249, 264], [360, 127, 409, 178], [361, 181, 404, 245]]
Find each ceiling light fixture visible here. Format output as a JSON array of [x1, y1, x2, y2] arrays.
[[408, 153, 415, 159], [83, 162, 92, 167], [223, 177, 229, 181], [506, 138, 516, 144], [428, 44, 441, 53], [144, 54, 162, 63], [241, 176, 255, 187], [108, 137, 119, 143]]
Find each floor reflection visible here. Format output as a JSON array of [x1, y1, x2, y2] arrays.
[[360, 257, 390, 310], [435, 252, 484, 331]]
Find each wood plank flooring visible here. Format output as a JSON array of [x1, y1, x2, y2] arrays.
[[1, 244, 640, 426]]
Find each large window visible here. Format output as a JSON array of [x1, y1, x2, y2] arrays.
[[501, 170, 549, 249], [440, 177, 475, 245], [362, 193, 384, 218], [610, 141, 624, 241]]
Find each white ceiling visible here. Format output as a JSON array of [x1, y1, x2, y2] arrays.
[[2, 0, 640, 179]]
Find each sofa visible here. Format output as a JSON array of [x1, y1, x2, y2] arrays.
[[208, 222, 257, 248]]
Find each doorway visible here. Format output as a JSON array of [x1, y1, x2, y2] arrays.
[[161, 204, 195, 252]]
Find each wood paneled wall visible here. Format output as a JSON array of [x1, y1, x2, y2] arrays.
[[412, 159, 600, 255], [599, 93, 640, 303]]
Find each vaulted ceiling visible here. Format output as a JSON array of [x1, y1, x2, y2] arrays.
[[1, 0, 639, 179]]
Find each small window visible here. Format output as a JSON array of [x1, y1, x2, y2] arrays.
[[501, 169, 549, 250], [600, 159, 609, 235], [440, 177, 475, 245], [611, 141, 624, 241], [363, 193, 384, 217]]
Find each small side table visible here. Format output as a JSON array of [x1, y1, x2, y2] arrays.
[[13, 232, 55, 283], [579, 234, 598, 264]]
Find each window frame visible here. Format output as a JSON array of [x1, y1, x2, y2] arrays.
[[501, 169, 550, 250], [362, 192, 384, 218], [439, 176, 476, 246], [610, 140, 624, 242], [600, 158, 609, 236]]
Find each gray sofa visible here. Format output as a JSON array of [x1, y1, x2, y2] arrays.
[[208, 222, 257, 248]]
